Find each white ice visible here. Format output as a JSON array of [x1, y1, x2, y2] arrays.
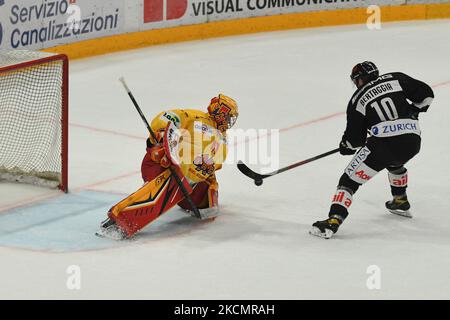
[[0, 19, 449, 299]]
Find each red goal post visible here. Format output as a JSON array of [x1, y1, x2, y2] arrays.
[[0, 50, 68, 192]]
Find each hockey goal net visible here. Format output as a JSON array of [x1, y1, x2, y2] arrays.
[[0, 50, 68, 192]]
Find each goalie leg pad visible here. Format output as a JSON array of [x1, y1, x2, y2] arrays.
[[178, 182, 209, 210], [178, 179, 220, 219], [109, 167, 193, 238]]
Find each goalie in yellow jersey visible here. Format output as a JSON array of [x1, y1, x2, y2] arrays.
[[96, 94, 239, 240]]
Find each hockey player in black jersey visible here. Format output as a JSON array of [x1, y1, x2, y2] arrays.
[[310, 61, 434, 239]]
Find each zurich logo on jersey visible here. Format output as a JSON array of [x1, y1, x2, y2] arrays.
[[371, 126, 379, 136], [0, 0, 4, 46]]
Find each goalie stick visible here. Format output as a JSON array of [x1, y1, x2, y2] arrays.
[[237, 148, 340, 186], [119, 77, 201, 219]]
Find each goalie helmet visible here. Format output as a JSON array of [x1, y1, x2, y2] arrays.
[[350, 61, 379, 87], [207, 94, 239, 132]]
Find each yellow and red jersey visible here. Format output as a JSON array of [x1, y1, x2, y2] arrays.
[[149, 109, 227, 184], [149, 109, 213, 142]]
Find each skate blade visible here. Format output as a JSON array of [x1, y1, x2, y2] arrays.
[[309, 227, 334, 239], [388, 209, 413, 218], [95, 226, 127, 240]]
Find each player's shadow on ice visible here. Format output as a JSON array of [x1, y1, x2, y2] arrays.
[[134, 206, 267, 243], [331, 212, 450, 244], [134, 209, 222, 242], [136, 216, 209, 239]]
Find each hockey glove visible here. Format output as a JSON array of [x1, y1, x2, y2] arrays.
[[146, 129, 165, 148], [149, 144, 171, 168], [339, 139, 357, 155], [409, 105, 421, 120]]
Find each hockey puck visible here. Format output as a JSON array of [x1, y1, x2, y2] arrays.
[[254, 179, 263, 186]]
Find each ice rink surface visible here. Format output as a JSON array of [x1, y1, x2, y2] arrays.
[[0, 19, 449, 299]]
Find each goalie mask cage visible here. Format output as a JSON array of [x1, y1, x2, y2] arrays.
[[0, 50, 68, 192]]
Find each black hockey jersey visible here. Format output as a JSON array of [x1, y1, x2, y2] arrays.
[[342, 72, 434, 149]]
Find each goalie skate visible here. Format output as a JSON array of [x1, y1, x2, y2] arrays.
[[95, 218, 127, 240]]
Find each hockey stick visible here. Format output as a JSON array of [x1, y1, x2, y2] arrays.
[[237, 148, 340, 186], [119, 77, 201, 219]]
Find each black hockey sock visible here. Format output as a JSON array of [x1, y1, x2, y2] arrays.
[[329, 204, 349, 220]]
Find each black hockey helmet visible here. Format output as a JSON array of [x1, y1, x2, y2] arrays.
[[350, 61, 379, 87]]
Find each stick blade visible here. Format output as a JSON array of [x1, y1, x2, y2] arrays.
[[237, 161, 267, 181]]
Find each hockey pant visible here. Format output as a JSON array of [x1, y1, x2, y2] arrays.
[[330, 134, 421, 219]]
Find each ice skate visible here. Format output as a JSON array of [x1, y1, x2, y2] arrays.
[[95, 217, 127, 240], [310, 215, 343, 239], [386, 195, 412, 218]]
